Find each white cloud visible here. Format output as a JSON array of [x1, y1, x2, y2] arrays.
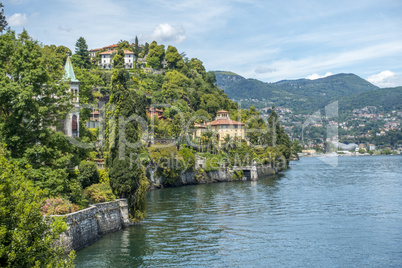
[[7, 13, 28, 26], [254, 66, 278, 74], [367, 71, 402, 88], [306, 72, 333, 80], [149, 23, 186, 44]]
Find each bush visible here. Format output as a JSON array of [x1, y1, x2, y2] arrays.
[[78, 160, 100, 188], [99, 168, 109, 183], [84, 183, 116, 203], [233, 170, 243, 180], [42, 197, 79, 215]]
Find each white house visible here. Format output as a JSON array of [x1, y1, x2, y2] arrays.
[[99, 49, 135, 69]]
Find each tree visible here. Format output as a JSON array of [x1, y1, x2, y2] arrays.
[[0, 30, 80, 196], [147, 41, 165, 69], [133, 36, 140, 64], [165, 45, 184, 69], [72, 36, 91, 69], [189, 58, 206, 77], [55, 45, 72, 65], [117, 40, 132, 51], [0, 2, 7, 33], [0, 152, 75, 267], [74, 67, 103, 103], [112, 48, 125, 69], [106, 67, 149, 222], [143, 42, 149, 56], [0, 30, 71, 158], [78, 160, 100, 188]]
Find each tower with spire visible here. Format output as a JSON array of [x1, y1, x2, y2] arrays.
[[63, 57, 80, 137]]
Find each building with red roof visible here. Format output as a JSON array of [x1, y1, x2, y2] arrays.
[[194, 110, 245, 145]]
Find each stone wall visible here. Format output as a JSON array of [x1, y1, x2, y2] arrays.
[[52, 199, 130, 253]]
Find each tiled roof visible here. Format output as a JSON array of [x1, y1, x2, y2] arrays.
[[195, 119, 245, 127], [209, 119, 245, 126], [99, 49, 134, 55]]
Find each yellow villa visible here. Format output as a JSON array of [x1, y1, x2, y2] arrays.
[[194, 110, 245, 145]]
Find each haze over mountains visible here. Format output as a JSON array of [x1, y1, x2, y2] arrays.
[[214, 71, 402, 115]]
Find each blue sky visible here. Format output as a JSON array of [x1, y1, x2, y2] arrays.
[[3, 0, 402, 87]]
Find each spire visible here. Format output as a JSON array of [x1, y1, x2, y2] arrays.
[[63, 56, 79, 83]]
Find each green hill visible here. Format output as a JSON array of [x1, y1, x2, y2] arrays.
[[339, 86, 402, 116], [214, 71, 387, 113], [274, 73, 379, 99]]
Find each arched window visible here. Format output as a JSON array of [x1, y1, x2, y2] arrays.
[[72, 115, 78, 137]]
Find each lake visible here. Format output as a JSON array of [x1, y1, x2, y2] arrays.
[[75, 155, 402, 267]]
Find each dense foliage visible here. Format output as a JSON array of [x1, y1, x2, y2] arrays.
[[0, 152, 75, 267]]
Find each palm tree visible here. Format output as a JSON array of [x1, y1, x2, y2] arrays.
[[223, 135, 236, 154]]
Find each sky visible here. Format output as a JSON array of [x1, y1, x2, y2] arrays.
[[3, 0, 402, 87]]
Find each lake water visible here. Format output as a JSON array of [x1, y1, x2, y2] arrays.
[[75, 155, 402, 267]]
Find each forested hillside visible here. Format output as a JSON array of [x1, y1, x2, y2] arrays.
[[214, 71, 401, 115]]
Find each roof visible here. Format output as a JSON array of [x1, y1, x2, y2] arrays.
[[63, 57, 79, 83], [209, 119, 245, 126], [195, 119, 245, 127], [99, 49, 134, 55], [217, 110, 229, 114]]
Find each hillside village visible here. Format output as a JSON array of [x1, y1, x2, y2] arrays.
[[256, 105, 402, 154]]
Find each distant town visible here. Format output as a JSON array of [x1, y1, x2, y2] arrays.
[[252, 104, 402, 155]]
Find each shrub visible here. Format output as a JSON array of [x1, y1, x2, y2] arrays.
[[233, 170, 243, 180], [84, 183, 116, 203], [78, 160, 100, 188], [42, 197, 79, 215], [99, 168, 109, 183]]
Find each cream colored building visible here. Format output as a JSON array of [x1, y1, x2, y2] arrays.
[[194, 110, 245, 145]]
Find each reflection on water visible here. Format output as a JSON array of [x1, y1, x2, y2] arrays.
[[76, 155, 402, 267]]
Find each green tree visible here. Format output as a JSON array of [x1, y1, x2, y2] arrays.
[[117, 40, 132, 51], [143, 42, 149, 56], [165, 45, 184, 69], [0, 30, 81, 196], [78, 160, 100, 188], [106, 67, 149, 222], [0, 30, 71, 158], [55, 45, 72, 65], [74, 67, 103, 103], [113, 48, 125, 69], [72, 36, 91, 69], [133, 36, 140, 64], [0, 152, 75, 267], [147, 41, 165, 69], [189, 58, 206, 77], [0, 2, 7, 33], [291, 140, 303, 154]]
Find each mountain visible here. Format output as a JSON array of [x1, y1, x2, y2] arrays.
[[338, 86, 402, 115], [214, 71, 384, 113], [214, 71, 245, 91], [273, 73, 379, 99]]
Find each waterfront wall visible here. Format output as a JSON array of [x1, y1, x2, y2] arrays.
[[148, 165, 277, 189], [52, 199, 130, 253]]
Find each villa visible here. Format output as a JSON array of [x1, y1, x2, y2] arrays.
[[194, 110, 245, 145]]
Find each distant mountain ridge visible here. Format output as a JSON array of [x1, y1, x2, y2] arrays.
[[213, 71, 397, 114]]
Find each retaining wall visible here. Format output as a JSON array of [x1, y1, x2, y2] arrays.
[[52, 199, 130, 253]]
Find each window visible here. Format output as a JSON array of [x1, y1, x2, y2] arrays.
[[72, 115, 78, 137]]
